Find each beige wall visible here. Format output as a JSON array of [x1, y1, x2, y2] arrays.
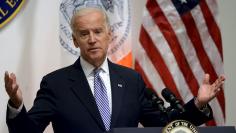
[[0, 2, 235, 133]]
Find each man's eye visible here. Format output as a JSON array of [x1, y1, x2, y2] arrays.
[[79, 32, 88, 37], [95, 29, 103, 34], [81, 32, 88, 35]]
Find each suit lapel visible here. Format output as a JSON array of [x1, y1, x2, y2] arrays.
[[108, 61, 126, 127], [69, 58, 105, 130]]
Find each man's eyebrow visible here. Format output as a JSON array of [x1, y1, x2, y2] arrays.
[[77, 29, 89, 33]]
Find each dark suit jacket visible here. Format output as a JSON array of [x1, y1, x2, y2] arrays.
[[7, 58, 212, 133]]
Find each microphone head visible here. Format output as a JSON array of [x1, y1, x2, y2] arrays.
[[145, 88, 166, 112], [161, 88, 185, 113], [161, 88, 176, 103], [145, 88, 164, 104]]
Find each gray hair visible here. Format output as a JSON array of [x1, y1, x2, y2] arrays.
[[70, 7, 110, 34]]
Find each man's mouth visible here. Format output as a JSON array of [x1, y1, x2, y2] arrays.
[[88, 47, 100, 52]]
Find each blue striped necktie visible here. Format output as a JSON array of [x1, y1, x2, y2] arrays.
[[93, 68, 111, 131]]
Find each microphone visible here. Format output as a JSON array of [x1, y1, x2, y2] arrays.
[[145, 88, 167, 113], [161, 88, 185, 113]]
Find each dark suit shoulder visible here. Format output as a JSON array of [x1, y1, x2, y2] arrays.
[[42, 65, 73, 81], [109, 61, 140, 78]]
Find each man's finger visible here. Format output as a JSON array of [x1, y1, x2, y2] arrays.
[[5, 76, 13, 91], [10, 73, 17, 84], [11, 84, 19, 96], [4, 71, 11, 89], [202, 74, 210, 84], [212, 75, 225, 93], [9, 83, 19, 98], [4, 71, 9, 83], [214, 88, 221, 96], [6, 73, 16, 89], [214, 76, 225, 89]]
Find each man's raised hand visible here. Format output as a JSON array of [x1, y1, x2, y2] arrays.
[[4, 71, 23, 108], [195, 74, 225, 108]]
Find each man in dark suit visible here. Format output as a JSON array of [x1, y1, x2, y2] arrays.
[[4, 7, 225, 133]]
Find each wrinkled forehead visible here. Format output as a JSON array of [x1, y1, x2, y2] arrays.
[[74, 13, 108, 33]]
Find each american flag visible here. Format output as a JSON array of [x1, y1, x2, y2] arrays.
[[134, 0, 224, 126]]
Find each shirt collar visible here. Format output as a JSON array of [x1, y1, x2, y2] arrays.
[[80, 56, 109, 77]]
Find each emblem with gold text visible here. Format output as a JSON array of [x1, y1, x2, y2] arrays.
[[163, 120, 199, 133], [0, 0, 25, 28]]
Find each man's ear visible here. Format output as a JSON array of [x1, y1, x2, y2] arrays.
[[72, 34, 79, 48]]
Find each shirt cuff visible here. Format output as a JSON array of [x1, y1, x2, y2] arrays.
[[194, 97, 211, 117], [7, 102, 23, 119], [199, 104, 211, 117]]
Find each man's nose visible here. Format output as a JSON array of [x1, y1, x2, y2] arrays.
[[88, 32, 96, 44]]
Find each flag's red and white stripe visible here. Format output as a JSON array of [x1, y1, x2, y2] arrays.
[[134, 0, 225, 126]]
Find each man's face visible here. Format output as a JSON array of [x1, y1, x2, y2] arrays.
[[72, 10, 111, 67]]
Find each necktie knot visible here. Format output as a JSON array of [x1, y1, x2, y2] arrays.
[[94, 68, 101, 77]]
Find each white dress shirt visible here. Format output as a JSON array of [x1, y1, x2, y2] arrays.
[[80, 57, 112, 113]]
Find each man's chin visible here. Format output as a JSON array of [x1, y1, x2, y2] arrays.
[[87, 56, 106, 66]]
